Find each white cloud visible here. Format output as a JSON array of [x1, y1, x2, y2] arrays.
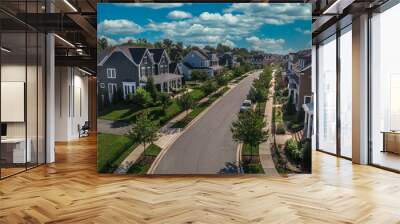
[[98, 35, 136, 46], [295, 28, 311, 34], [222, 40, 235, 48], [246, 36, 286, 53], [199, 12, 239, 24], [114, 3, 185, 9], [225, 3, 311, 25], [98, 19, 142, 35], [168, 10, 192, 19]]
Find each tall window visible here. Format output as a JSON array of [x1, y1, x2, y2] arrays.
[[370, 3, 400, 171], [339, 25, 353, 158], [317, 34, 337, 154]]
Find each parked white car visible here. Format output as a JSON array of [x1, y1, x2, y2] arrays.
[[240, 99, 252, 112]]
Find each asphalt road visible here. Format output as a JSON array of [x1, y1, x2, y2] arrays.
[[154, 71, 260, 174]]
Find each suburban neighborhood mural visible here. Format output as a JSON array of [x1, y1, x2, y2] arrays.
[[97, 3, 312, 175]]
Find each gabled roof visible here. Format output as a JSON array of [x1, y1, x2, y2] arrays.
[[148, 48, 165, 63], [128, 48, 147, 64], [98, 46, 155, 66]]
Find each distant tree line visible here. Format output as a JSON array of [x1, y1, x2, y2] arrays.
[[97, 37, 267, 64]]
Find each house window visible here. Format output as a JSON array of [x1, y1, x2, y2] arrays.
[[123, 82, 136, 100], [108, 83, 117, 102], [304, 96, 311, 104], [100, 83, 105, 88], [141, 66, 146, 77], [107, 68, 116, 79], [143, 56, 148, 64]]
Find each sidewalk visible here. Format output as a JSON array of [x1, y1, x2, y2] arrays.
[[258, 71, 279, 176], [114, 109, 189, 174]]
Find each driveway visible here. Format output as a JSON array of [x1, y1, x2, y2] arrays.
[[97, 119, 132, 135], [154, 71, 259, 174]]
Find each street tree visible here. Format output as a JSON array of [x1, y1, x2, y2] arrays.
[[129, 113, 158, 156], [145, 76, 158, 102], [231, 110, 268, 161], [158, 92, 170, 114], [177, 92, 194, 116], [201, 79, 218, 95]]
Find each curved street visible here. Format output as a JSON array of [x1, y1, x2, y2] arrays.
[[154, 71, 260, 174]]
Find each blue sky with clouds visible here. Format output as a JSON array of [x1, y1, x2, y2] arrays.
[[98, 3, 311, 54]]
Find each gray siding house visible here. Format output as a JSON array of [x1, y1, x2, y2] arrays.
[[181, 49, 223, 80], [97, 46, 182, 103]]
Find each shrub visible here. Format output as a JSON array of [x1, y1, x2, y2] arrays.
[[285, 139, 302, 165], [275, 123, 286, 135], [201, 80, 218, 95], [191, 70, 209, 81], [131, 88, 152, 108]]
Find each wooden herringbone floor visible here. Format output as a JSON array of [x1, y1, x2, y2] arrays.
[[1, 135, 400, 224]]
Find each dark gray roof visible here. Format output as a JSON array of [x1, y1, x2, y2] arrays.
[[148, 48, 165, 63], [196, 49, 209, 59], [97, 47, 113, 63], [129, 48, 147, 64]]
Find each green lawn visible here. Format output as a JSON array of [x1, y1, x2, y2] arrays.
[[189, 88, 206, 101], [98, 88, 206, 124], [127, 144, 162, 175], [144, 143, 162, 157], [97, 133, 136, 173]]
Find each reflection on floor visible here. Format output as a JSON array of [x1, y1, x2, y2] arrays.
[[0, 163, 44, 179], [0, 135, 400, 223], [373, 151, 400, 171], [0, 167, 25, 178]]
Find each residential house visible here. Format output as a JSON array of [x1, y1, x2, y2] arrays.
[[286, 49, 312, 111], [97, 46, 182, 103], [219, 52, 239, 68], [181, 49, 223, 80]]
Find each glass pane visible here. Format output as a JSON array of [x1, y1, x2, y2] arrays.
[[27, 31, 38, 169], [340, 26, 352, 158], [317, 35, 337, 154], [38, 33, 45, 165], [371, 4, 400, 171], [1, 31, 27, 177]]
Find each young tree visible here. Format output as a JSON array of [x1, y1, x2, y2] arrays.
[[215, 74, 228, 87], [201, 80, 218, 95], [145, 76, 158, 102], [177, 92, 194, 116], [132, 88, 152, 108], [129, 113, 158, 155], [158, 92, 171, 114], [231, 111, 268, 161], [191, 70, 209, 82]]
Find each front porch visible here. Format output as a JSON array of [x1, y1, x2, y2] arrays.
[[153, 73, 183, 93]]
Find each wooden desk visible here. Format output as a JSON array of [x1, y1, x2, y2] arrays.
[[1, 138, 31, 164], [382, 131, 400, 154]]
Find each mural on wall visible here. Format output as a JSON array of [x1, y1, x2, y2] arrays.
[[97, 2, 312, 175]]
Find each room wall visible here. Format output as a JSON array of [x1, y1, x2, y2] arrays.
[[55, 67, 89, 141]]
